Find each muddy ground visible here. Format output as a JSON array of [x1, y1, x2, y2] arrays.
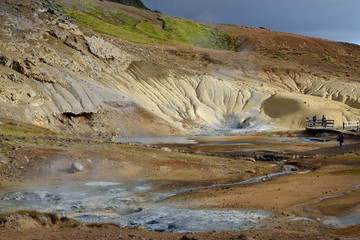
[[0, 129, 359, 239]]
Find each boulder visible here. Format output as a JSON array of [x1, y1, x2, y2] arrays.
[[71, 162, 84, 172]]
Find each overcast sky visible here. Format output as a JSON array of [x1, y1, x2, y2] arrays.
[[142, 0, 360, 44]]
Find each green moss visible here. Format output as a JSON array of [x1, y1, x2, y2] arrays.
[[67, 11, 159, 43], [0, 119, 57, 138], [64, 1, 240, 50], [137, 20, 169, 40]]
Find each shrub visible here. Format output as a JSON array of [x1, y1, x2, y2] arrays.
[[45, 213, 59, 224]]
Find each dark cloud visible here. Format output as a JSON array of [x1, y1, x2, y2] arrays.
[[142, 0, 360, 44]]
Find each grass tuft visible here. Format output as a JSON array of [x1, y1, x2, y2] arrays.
[[60, 222, 81, 228], [86, 222, 120, 228]]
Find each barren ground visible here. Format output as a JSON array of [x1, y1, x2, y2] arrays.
[[0, 130, 359, 239]]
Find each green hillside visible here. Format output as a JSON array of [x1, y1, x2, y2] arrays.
[[56, 0, 241, 50]]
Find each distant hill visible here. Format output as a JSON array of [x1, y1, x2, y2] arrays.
[[106, 0, 149, 9]]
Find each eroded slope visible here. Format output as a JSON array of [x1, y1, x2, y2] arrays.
[[0, 0, 359, 138]]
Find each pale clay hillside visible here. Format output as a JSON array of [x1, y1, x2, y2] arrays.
[[1, 0, 360, 138]]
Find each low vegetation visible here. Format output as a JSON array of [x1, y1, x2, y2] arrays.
[[0, 211, 85, 228], [0, 211, 59, 224], [0, 118, 57, 138], [59, 0, 241, 50], [86, 222, 120, 228]]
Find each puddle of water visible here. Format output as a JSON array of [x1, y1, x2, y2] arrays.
[[296, 185, 360, 229], [323, 206, 360, 228]]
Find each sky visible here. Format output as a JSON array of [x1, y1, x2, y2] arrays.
[[141, 0, 360, 45]]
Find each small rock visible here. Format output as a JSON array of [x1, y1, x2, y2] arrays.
[[49, 28, 69, 40], [10, 93, 17, 101], [9, 122, 18, 126], [0, 56, 10, 66], [161, 147, 171, 152], [167, 223, 177, 229], [291, 167, 299, 171], [71, 162, 84, 172], [181, 235, 198, 240], [7, 73, 22, 82], [134, 225, 147, 231], [245, 157, 256, 162]]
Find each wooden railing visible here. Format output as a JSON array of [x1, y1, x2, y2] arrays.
[[343, 121, 359, 131], [306, 119, 334, 129]]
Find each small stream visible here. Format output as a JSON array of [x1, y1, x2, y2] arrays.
[[297, 185, 360, 229]]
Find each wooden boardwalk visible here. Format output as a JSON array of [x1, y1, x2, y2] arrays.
[[306, 119, 334, 130], [343, 121, 359, 131]]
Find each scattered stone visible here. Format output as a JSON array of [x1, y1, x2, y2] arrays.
[[245, 157, 256, 162], [167, 223, 176, 229], [7, 73, 23, 82], [9, 122, 19, 126], [134, 225, 147, 231], [10, 93, 17, 101], [83, 35, 131, 62], [7, 73, 17, 81], [161, 147, 171, 152], [11, 60, 28, 75], [64, 39, 82, 52], [0, 56, 10, 67], [0, 156, 9, 165], [49, 28, 70, 41], [181, 235, 198, 240], [71, 162, 84, 172]]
